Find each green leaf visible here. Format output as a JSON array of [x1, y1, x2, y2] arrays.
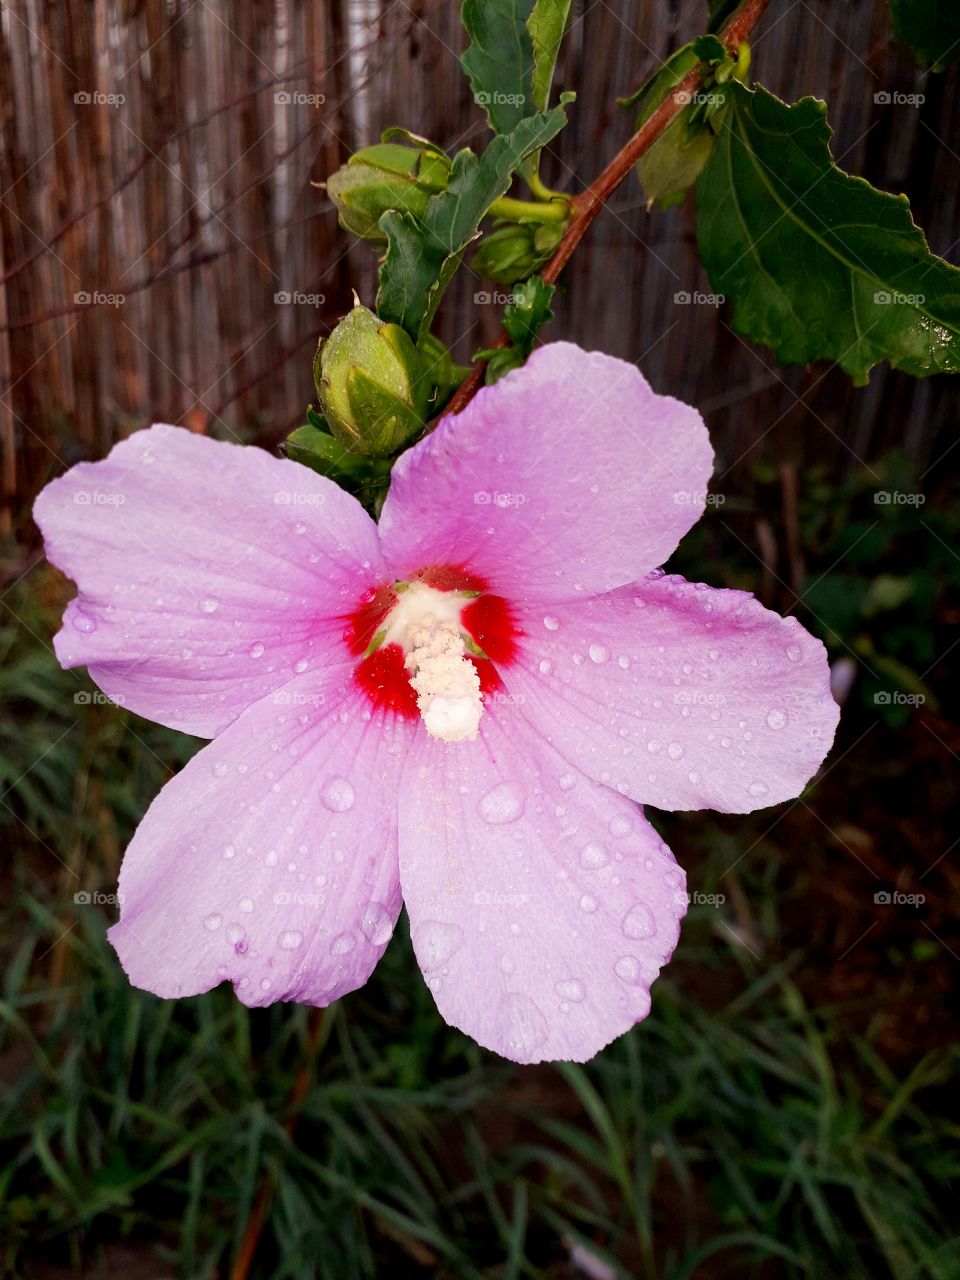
[[527, 0, 573, 110], [474, 274, 555, 382], [695, 83, 960, 383], [377, 102, 572, 340], [461, 0, 535, 135], [887, 0, 960, 70], [282, 422, 393, 510]]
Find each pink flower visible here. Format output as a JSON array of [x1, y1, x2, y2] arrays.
[[34, 343, 838, 1063]]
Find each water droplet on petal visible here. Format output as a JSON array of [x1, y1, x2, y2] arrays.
[[786, 645, 802, 662], [588, 643, 609, 664], [538, 658, 553, 675], [558, 773, 576, 792], [416, 920, 463, 972], [278, 930, 303, 950], [212, 761, 229, 778], [248, 641, 265, 658], [223, 843, 237, 860], [200, 597, 219, 614], [226, 923, 245, 944], [579, 894, 599, 913], [748, 780, 768, 797], [614, 955, 641, 984], [766, 708, 787, 729], [667, 742, 684, 760], [204, 912, 222, 931], [239, 897, 254, 913], [478, 781, 524, 825], [498, 992, 548, 1058], [555, 979, 586, 1003], [543, 615, 559, 631], [72, 609, 97, 633], [609, 816, 631, 838], [331, 932, 355, 955], [580, 842, 609, 869], [360, 903, 394, 946], [622, 902, 656, 940], [322, 777, 355, 812]]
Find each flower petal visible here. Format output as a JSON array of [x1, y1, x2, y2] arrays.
[[398, 710, 686, 1063], [502, 574, 839, 813], [108, 667, 408, 1006], [33, 425, 383, 736], [378, 343, 713, 602]]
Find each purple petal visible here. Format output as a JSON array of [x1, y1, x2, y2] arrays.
[[108, 668, 409, 1006], [378, 343, 713, 602], [502, 574, 839, 813], [398, 709, 687, 1063], [34, 424, 382, 736]]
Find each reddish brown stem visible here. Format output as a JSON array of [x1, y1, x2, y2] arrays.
[[437, 0, 771, 422]]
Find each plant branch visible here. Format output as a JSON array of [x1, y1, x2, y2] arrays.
[[435, 0, 771, 422]]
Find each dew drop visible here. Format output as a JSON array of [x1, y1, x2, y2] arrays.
[[667, 742, 684, 760], [555, 978, 586, 1003], [331, 932, 356, 955], [580, 842, 609, 869], [478, 781, 524, 825], [614, 955, 641, 984], [748, 780, 769, 797], [766, 708, 787, 729], [294, 658, 309, 673], [223, 843, 237, 860], [203, 912, 222, 931], [359, 903, 393, 946], [239, 897, 254, 913], [212, 761, 229, 778], [622, 902, 656, 940], [498, 992, 548, 1058], [609, 816, 632, 838], [200, 597, 219, 614], [558, 773, 576, 792], [543, 615, 559, 631], [322, 776, 355, 812], [588, 643, 609, 664], [786, 645, 802, 662], [539, 658, 553, 675], [579, 894, 599, 913], [416, 920, 463, 972], [226, 923, 245, 944], [278, 930, 303, 950], [72, 610, 97, 633], [248, 641, 265, 658]]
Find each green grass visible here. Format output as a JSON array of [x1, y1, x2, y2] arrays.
[[2, 450, 959, 1278]]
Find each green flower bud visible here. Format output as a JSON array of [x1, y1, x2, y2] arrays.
[[314, 303, 429, 457], [470, 221, 566, 285], [325, 144, 448, 242]]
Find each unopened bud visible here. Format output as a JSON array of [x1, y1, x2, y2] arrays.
[[314, 303, 429, 457], [325, 144, 448, 242], [470, 221, 565, 285]]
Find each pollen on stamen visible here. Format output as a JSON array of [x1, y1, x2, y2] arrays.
[[407, 615, 483, 742]]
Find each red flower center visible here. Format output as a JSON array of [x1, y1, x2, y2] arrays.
[[344, 566, 520, 721]]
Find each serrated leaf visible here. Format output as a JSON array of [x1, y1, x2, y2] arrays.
[[527, 0, 573, 110], [888, 0, 960, 70], [461, 0, 535, 135], [474, 274, 555, 383], [695, 83, 960, 383], [377, 103, 572, 340]]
